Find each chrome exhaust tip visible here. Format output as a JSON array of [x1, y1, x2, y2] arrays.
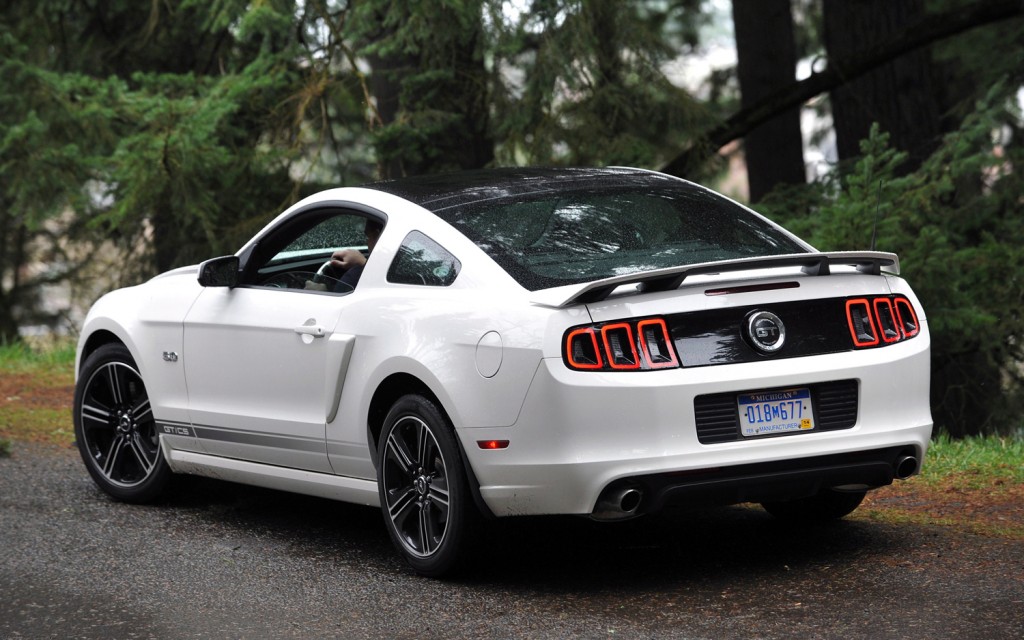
[[592, 485, 644, 521], [894, 455, 919, 480]]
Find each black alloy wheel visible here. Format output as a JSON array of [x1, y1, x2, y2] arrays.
[[73, 343, 171, 503], [377, 395, 474, 577]]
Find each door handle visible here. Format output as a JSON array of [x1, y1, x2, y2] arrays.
[[294, 323, 325, 338]]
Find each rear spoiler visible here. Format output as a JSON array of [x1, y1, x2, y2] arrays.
[[530, 251, 900, 308]]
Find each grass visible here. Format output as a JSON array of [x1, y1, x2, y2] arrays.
[[0, 338, 76, 448], [919, 433, 1024, 489], [0, 338, 77, 373]]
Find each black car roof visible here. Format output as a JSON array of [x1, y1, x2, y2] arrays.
[[363, 166, 678, 213]]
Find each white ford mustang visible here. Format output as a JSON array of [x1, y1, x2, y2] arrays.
[[73, 167, 932, 576]]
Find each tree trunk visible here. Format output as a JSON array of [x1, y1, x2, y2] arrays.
[[823, 0, 941, 169], [732, 0, 805, 202], [367, 3, 493, 179], [368, 50, 416, 180], [150, 195, 180, 275], [0, 212, 26, 343]]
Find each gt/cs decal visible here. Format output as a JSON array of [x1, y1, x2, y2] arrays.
[[160, 424, 194, 437]]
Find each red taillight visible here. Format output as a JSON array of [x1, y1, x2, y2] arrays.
[[846, 295, 922, 348], [601, 323, 641, 370], [564, 316, 679, 372], [565, 327, 604, 370], [893, 296, 920, 338], [873, 298, 900, 343], [846, 299, 880, 347], [637, 318, 679, 369]]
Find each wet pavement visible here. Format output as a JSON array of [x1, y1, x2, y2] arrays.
[[2, 442, 1022, 639]]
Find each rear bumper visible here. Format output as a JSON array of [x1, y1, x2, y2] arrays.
[[459, 332, 932, 517], [601, 445, 915, 517]]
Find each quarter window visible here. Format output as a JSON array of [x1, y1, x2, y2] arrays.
[[387, 231, 461, 287]]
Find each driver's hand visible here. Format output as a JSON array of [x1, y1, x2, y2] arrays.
[[330, 249, 367, 271]]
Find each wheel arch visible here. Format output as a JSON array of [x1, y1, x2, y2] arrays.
[[366, 372, 495, 519], [78, 329, 126, 373], [367, 372, 443, 456], [76, 320, 145, 382]]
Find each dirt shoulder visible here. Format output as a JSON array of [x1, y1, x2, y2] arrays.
[[859, 475, 1024, 540], [0, 370, 75, 446]]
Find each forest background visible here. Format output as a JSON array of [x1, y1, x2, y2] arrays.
[[1, 0, 1022, 438]]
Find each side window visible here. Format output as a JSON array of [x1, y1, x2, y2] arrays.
[[280, 216, 367, 255], [247, 211, 382, 295], [387, 231, 461, 287]]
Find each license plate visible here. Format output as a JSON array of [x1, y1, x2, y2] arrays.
[[737, 388, 815, 437]]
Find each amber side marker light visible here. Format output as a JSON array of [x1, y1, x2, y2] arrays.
[[564, 316, 680, 372], [846, 295, 921, 348], [477, 440, 510, 450]]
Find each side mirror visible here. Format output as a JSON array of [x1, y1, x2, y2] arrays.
[[197, 256, 240, 288]]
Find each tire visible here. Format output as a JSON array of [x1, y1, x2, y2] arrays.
[[761, 489, 866, 523], [73, 343, 171, 503], [377, 395, 475, 577]]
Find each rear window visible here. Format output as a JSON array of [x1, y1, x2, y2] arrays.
[[435, 182, 808, 291]]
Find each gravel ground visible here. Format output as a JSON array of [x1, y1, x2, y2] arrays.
[[1, 441, 1022, 639]]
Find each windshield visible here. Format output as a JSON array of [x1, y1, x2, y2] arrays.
[[435, 182, 809, 291]]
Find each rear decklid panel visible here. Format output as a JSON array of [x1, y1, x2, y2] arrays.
[[586, 269, 898, 367], [538, 252, 919, 364]]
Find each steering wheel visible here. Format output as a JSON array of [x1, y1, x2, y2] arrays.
[[309, 260, 355, 294], [314, 260, 344, 285], [261, 271, 310, 288]]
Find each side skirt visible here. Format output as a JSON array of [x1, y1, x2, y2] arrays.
[[161, 439, 380, 507]]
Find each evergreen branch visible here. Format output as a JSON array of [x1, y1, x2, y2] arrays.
[[308, 1, 384, 130]]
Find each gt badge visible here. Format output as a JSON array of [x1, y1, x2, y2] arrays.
[[747, 311, 785, 353]]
